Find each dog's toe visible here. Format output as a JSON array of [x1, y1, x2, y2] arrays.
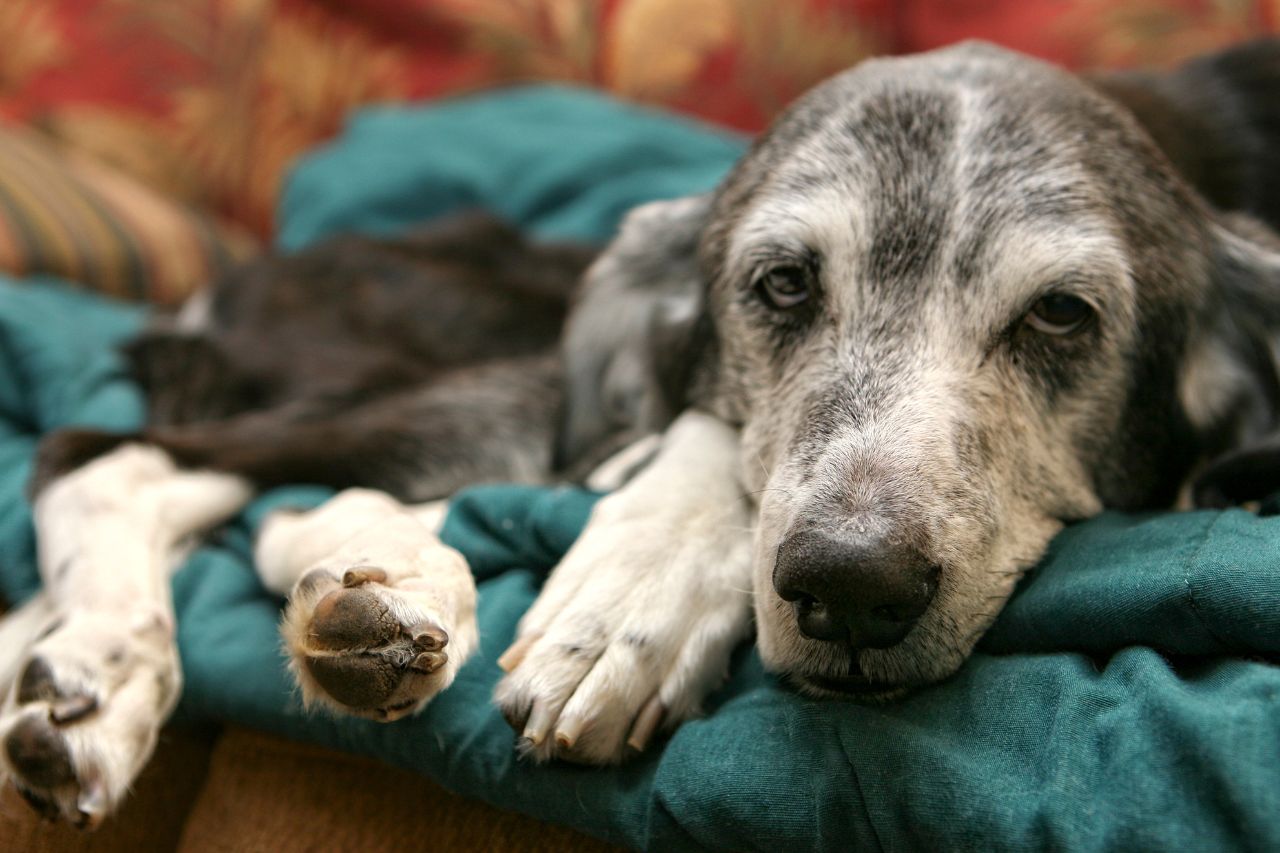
[[16, 658, 100, 724], [494, 630, 668, 765]]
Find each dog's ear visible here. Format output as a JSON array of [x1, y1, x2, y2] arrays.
[[1188, 216, 1280, 507], [556, 194, 714, 472]]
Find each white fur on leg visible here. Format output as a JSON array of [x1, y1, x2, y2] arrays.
[[259, 489, 477, 722], [407, 499, 449, 536], [256, 490, 407, 597], [493, 411, 754, 764], [584, 433, 660, 492], [0, 594, 58, 705], [0, 445, 251, 827]]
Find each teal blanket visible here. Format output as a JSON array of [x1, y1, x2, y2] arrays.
[[1, 87, 1278, 851]]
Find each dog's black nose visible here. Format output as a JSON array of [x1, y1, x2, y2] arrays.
[[773, 528, 939, 648]]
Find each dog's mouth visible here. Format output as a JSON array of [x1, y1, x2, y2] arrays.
[[794, 673, 914, 703], [791, 658, 914, 701]]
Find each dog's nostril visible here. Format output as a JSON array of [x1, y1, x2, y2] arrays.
[[792, 597, 846, 643], [774, 528, 940, 649], [871, 604, 910, 622]]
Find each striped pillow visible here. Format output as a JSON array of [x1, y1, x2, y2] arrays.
[[0, 125, 256, 304]]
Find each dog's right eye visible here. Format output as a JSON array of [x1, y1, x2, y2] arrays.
[[755, 266, 811, 309]]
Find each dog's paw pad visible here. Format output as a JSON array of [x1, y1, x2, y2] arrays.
[[284, 569, 472, 722], [306, 586, 401, 650], [4, 715, 77, 788]]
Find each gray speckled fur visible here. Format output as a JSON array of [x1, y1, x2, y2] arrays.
[[565, 40, 1280, 692]]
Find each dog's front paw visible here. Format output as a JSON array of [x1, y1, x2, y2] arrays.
[[275, 501, 478, 722], [0, 609, 180, 827], [493, 496, 753, 765]]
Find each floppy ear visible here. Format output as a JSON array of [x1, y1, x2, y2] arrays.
[[556, 194, 714, 473], [1188, 216, 1280, 507]]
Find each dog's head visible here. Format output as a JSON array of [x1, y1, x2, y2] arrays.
[[565, 42, 1280, 697]]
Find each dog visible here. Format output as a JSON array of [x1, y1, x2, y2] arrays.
[[0, 215, 596, 825], [4, 38, 1280, 824], [493, 37, 1280, 762]]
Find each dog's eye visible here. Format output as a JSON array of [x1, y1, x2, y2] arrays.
[[756, 266, 810, 309], [1025, 294, 1094, 335]]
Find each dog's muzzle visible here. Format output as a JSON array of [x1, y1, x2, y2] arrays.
[[773, 526, 940, 649]]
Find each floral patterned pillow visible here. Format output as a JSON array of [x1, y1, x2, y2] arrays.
[[0, 0, 1274, 251]]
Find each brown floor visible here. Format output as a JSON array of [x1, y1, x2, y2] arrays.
[[0, 726, 622, 853]]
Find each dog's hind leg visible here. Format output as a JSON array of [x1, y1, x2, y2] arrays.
[[255, 489, 477, 721], [0, 442, 251, 827], [140, 354, 563, 503]]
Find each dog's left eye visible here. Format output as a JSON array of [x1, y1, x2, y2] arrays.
[[1025, 294, 1094, 335], [756, 266, 811, 309]]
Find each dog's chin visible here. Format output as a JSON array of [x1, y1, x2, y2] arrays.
[[790, 670, 912, 702], [762, 629, 926, 702]]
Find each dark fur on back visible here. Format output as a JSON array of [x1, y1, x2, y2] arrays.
[[1091, 38, 1280, 231], [135, 214, 588, 426], [32, 214, 595, 501], [1089, 39, 1280, 504]]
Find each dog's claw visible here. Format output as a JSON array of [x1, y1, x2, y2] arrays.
[[412, 625, 448, 651], [75, 780, 106, 830], [410, 650, 447, 674], [554, 713, 586, 751], [519, 700, 556, 750], [342, 567, 388, 587], [50, 694, 98, 725], [626, 695, 665, 753], [497, 633, 540, 673]]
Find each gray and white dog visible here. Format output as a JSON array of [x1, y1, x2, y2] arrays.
[[495, 37, 1280, 761], [3, 39, 1279, 824]]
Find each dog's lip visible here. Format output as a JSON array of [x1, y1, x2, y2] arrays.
[[793, 657, 921, 699], [799, 672, 889, 696]]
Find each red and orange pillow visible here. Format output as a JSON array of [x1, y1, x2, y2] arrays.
[[0, 124, 255, 304]]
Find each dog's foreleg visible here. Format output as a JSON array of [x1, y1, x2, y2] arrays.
[[493, 410, 754, 764], [0, 441, 250, 827], [256, 489, 477, 721]]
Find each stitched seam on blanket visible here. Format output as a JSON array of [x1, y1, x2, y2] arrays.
[[844, 755, 887, 853], [1183, 513, 1232, 652]]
